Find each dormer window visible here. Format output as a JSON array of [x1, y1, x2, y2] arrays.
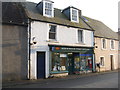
[[62, 6, 80, 23], [71, 8, 79, 23], [43, 0, 54, 17]]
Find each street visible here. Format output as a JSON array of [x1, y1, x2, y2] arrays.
[[3, 71, 118, 88]]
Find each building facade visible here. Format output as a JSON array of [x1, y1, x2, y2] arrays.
[[83, 17, 119, 72], [2, 2, 28, 81], [94, 37, 118, 71], [23, 0, 95, 79]]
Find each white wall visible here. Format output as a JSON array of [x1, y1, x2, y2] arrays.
[[30, 21, 94, 79]]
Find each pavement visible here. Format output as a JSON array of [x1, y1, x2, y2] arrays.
[[2, 70, 118, 88]]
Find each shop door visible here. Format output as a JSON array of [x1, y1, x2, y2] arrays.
[[68, 54, 74, 74], [37, 52, 45, 79]]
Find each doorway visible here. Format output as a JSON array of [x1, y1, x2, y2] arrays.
[[37, 52, 45, 79], [68, 53, 74, 74], [110, 55, 114, 70]]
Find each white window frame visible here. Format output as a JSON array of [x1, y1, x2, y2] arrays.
[[43, 1, 54, 17], [49, 24, 57, 40], [70, 8, 79, 23], [100, 56, 105, 67], [110, 40, 115, 50], [101, 38, 107, 50], [77, 30, 84, 43]]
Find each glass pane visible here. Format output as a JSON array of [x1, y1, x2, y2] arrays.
[[72, 9, 77, 21], [60, 57, 67, 71], [78, 30, 83, 43], [52, 53, 60, 71], [45, 2, 52, 16], [52, 53, 67, 71], [49, 33, 55, 39], [50, 25, 56, 32]]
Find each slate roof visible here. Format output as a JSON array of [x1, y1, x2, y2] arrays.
[[83, 16, 118, 40], [3, 2, 118, 40], [21, 2, 92, 30]]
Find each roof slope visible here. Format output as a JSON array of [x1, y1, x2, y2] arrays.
[[83, 16, 118, 40], [21, 2, 92, 30]]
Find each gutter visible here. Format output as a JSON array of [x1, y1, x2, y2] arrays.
[[30, 18, 94, 32], [94, 36, 119, 41]]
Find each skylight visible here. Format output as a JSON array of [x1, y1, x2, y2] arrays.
[[82, 16, 89, 22]]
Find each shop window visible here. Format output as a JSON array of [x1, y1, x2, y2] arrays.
[[52, 53, 67, 72], [49, 25, 56, 40], [100, 57, 104, 66], [78, 30, 83, 43]]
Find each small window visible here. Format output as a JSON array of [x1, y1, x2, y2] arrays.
[[49, 25, 56, 40], [78, 30, 83, 43], [102, 39, 106, 49], [44, 2, 53, 17], [100, 57, 104, 66], [71, 8, 79, 22], [111, 40, 114, 49]]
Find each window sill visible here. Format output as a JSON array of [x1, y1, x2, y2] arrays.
[[46, 40, 59, 43], [76, 42, 85, 45], [101, 48, 107, 50], [110, 49, 115, 50], [100, 65, 105, 68]]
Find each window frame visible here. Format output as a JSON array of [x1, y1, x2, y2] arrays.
[[43, 1, 54, 17], [119, 41, 120, 50], [51, 52, 68, 73], [100, 56, 105, 67], [110, 40, 115, 50], [49, 25, 57, 40], [101, 38, 107, 50], [78, 30, 84, 43], [70, 8, 79, 23]]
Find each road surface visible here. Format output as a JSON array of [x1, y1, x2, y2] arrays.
[[3, 71, 118, 88]]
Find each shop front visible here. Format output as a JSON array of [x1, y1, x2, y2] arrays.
[[49, 45, 95, 76]]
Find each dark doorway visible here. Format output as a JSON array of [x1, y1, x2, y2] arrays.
[[110, 55, 114, 70], [68, 53, 74, 75], [37, 52, 45, 79]]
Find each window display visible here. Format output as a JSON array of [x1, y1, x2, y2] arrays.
[[52, 53, 67, 72]]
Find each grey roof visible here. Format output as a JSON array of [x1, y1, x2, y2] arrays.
[[21, 2, 92, 30], [83, 16, 118, 40], [21, 2, 118, 40]]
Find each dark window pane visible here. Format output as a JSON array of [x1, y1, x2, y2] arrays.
[[49, 25, 56, 39], [50, 25, 56, 32], [49, 33, 55, 39]]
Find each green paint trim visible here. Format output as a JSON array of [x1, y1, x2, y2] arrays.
[[51, 71, 68, 74]]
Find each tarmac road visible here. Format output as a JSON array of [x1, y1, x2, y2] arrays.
[[3, 71, 119, 88]]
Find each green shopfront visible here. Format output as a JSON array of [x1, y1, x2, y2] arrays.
[[49, 45, 95, 75]]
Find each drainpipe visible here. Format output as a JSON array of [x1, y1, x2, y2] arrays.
[[93, 31, 96, 72], [27, 19, 31, 80]]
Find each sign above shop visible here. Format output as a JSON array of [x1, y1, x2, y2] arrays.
[[50, 46, 93, 53]]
